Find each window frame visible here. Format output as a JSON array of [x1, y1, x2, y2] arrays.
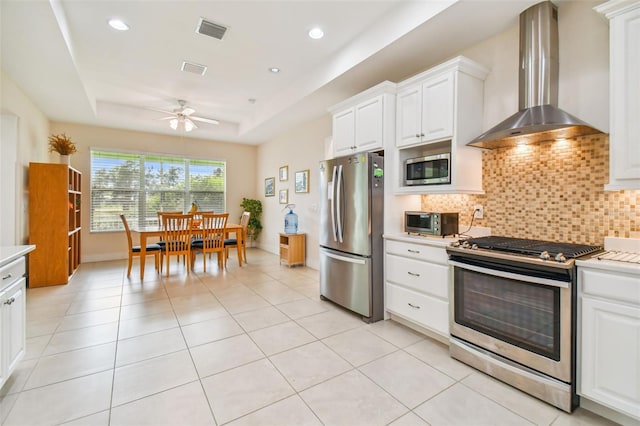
[[90, 148, 226, 233]]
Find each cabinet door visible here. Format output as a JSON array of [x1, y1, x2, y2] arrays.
[[355, 96, 384, 151], [421, 72, 454, 142], [580, 295, 640, 419], [1, 278, 26, 385], [332, 107, 356, 157], [396, 85, 422, 147], [607, 6, 640, 189]]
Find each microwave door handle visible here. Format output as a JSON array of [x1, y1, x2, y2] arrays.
[[336, 164, 344, 243], [330, 165, 338, 242]]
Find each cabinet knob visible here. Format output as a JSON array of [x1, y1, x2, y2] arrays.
[[421, 133, 425, 137], [415, 134, 420, 138], [2, 273, 12, 280], [4, 297, 15, 305], [407, 271, 420, 277], [407, 303, 421, 309], [407, 249, 420, 254]]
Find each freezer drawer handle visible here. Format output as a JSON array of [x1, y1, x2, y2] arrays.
[[407, 249, 420, 254], [324, 252, 366, 265], [407, 272, 420, 277], [407, 303, 421, 309]]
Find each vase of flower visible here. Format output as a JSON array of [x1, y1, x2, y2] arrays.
[[48, 133, 77, 165]]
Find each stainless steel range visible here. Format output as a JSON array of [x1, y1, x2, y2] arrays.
[[447, 236, 602, 412]]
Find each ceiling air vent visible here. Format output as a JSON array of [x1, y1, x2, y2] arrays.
[[196, 18, 227, 40], [181, 61, 207, 76]]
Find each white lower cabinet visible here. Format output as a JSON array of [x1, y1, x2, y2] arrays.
[[0, 256, 27, 390], [384, 237, 450, 339], [578, 266, 640, 422]]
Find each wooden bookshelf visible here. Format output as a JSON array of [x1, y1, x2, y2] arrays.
[[29, 162, 82, 286]]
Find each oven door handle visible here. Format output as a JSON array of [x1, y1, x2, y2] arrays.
[[449, 261, 569, 289]]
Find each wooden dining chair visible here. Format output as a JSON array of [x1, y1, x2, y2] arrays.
[[225, 211, 251, 265], [191, 213, 228, 272], [120, 214, 162, 277], [157, 210, 184, 263], [161, 213, 193, 276]]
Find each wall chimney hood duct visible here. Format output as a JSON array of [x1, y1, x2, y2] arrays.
[[467, 1, 602, 149]]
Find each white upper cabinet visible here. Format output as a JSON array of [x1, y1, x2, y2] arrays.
[[397, 71, 454, 147], [328, 81, 396, 158], [394, 56, 489, 194], [596, 0, 640, 190]]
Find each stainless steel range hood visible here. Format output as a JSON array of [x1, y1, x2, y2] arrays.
[[467, 1, 602, 149]]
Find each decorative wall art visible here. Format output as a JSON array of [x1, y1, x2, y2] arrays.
[[265, 177, 275, 197], [279, 165, 288, 181], [295, 170, 309, 193], [279, 189, 288, 204]]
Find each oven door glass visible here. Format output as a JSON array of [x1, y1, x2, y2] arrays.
[[453, 266, 561, 361]]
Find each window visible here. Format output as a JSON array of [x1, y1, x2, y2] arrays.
[[90, 150, 225, 232]]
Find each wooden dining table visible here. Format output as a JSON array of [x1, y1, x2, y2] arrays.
[[131, 223, 244, 280]]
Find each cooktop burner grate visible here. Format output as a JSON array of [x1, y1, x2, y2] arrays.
[[463, 236, 602, 259]]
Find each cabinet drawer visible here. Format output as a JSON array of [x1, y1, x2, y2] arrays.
[[386, 283, 449, 337], [386, 240, 448, 264], [386, 254, 449, 299], [579, 268, 640, 306], [0, 257, 26, 291]]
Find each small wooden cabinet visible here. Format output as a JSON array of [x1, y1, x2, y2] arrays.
[[279, 233, 305, 267], [29, 163, 82, 286]]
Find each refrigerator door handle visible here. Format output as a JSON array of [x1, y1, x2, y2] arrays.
[[336, 164, 344, 243], [324, 251, 366, 265], [330, 165, 338, 242]]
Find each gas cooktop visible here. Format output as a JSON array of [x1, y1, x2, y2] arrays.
[[448, 236, 603, 267], [460, 236, 602, 259]]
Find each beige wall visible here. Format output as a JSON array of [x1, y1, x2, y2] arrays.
[[256, 115, 330, 269], [0, 70, 50, 245], [49, 122, 258, 262]]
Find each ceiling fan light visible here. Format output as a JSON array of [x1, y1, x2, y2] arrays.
[[169, 118, 179, 130], [184, 119, 196, 132]]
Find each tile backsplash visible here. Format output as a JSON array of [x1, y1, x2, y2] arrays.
[[422, 135, 639, 245]]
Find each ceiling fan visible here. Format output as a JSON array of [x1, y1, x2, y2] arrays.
[[154, 100, 220, 132]]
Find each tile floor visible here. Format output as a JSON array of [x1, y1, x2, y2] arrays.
[[0, 249, 616, 425]]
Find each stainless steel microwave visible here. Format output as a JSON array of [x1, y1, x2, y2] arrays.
[[405, 211, 459, 236], [405, 153, 451, 185]]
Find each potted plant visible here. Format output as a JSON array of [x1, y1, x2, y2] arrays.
[[240, 197, 263, 245], [48, 133, 77, 164]]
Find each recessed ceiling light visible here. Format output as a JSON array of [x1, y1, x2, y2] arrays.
[[308, 27, 324, 39], [108, 18, 129, 31], [268, 67, 281, 73]]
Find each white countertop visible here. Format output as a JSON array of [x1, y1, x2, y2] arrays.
[[0, 245, 36, 266], [384, 226, 491, 249], [383, 233, 458, 248], [576, 237, 640, 276]]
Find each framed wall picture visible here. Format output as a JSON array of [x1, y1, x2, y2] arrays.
[[279, 189, 288, 204], [279, 165, 288, 181], [265, 177, 275, 197], [295, 169, 309, 193]]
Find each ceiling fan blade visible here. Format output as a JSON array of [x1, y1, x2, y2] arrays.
[[146, 106, 176, 115], [182, 107, 196, 116], [191, 116, 220, 125]]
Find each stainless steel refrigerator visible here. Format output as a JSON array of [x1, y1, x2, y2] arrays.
[[319, 151, 384, 322]]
